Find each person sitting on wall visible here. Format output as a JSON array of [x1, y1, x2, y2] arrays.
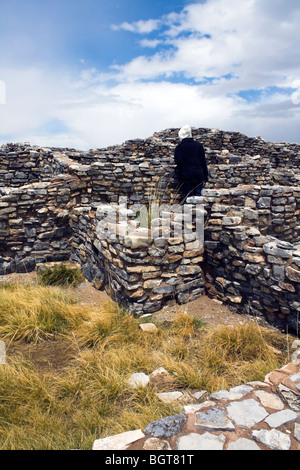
[[174, 125, 208, 202]]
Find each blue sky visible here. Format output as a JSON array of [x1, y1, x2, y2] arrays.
[[0, 0, 300, 149]]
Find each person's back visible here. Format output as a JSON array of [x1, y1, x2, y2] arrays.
[[174, 125, 208, 200]]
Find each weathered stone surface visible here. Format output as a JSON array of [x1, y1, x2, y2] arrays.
[[286, 266, 300, 283], [183, 401, 215, 415], [222, 216, 242, 226], [139, 323, 158, 333], [156, 391, 183, 403], [195, 408, 235, 432], [143, 438, 171, 450], [124, 236, 152, 249], [177, 432, 226, 450], [15, 257, 36, 273], [251, 429, 291, 450], [278, 384, 300, 411], [226, 399, 269, 427], [290, 372, 300, 389], [93, 429, 145, 450], [144, 414, 186, 438], [264, 409, 299, 428], [127, 372, 150, 389], [263, 241, 293, 258], [257, 197, 271, 208], [192, 390, 208, 401], [210, 385, 253, 401], [227, 438, 261, 450], [253, 390, 285, 410], [149, 367, 171, 381]]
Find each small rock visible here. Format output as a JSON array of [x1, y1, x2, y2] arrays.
[[93, 429, 145, 450], [177, 432, 226, 451], [144, 414, 186, 439], [149, 367, 169, 378], [143, 438, 171, 450], [278, 384, 300, 412], [210, 384, 253, 401], [264, 409, 299, 428], [289, 372, 300, 391], [195, 408, 235, 432], [226, 399, 269, 427], [247, 381, 270, 388], [139, 323, 158, 333], [252, 429, 291, 450], [156, 391, 183, 403], [127, 372, 150, 389], [254, 390, 284, 410], [183, 400, 216, 415], [149, 367, 175, 387], [192, 390, 208, 401], [185, 196, 204, 204], [227, 438, 261, 450]]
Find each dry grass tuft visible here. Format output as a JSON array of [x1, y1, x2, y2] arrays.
[[0, 283, 88, 343], [0, 282, 292, 449]]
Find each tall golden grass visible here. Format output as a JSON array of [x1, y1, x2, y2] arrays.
[[0, 282, 292, 450], [0, 283, 88, 343]]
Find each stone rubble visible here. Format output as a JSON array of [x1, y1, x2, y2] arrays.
[[93, 342, 300, 451]]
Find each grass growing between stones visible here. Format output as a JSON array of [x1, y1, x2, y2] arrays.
[[0, 282, 292, 450]]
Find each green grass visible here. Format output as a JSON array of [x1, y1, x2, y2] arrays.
[[37, 263, 84, 287], [0, 282, 292, 450]]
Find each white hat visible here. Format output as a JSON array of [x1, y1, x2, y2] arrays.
[[178, 125, 192, 140]]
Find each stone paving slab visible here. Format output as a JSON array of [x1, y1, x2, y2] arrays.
[[92, 354, 300, 451]]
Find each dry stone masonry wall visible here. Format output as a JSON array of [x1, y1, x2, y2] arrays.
[[70, 202, 206, 315], [0, 128, 299, 332]]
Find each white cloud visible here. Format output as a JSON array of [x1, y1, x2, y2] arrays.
[[0, 67, 63, 136], [113, 0, 300, 91], [139, 39, 162, 48], [1, 0, 300, 150], [111, 19, 161, 34], [291, 80, 300, 105], [0, 81, 6, 105]]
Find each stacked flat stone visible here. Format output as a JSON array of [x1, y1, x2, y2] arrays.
[[93, 345, 300, 451], [70, 202, 206, 314], [201, 187, 300, 332], [1, 128, 299, 331]]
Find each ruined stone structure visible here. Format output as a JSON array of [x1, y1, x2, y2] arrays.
[[0, 128, 299, 332]]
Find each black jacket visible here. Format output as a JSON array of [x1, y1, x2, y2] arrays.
[[174, 138, 208, 182]]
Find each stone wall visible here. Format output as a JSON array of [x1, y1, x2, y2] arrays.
[[1, 128, 299, 200], [1, 127, 299, 331], [70, 202, 206, 315], [202, 187, 300, 331], [0, 175, 87, 274], [202, 186, 300, 244]]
